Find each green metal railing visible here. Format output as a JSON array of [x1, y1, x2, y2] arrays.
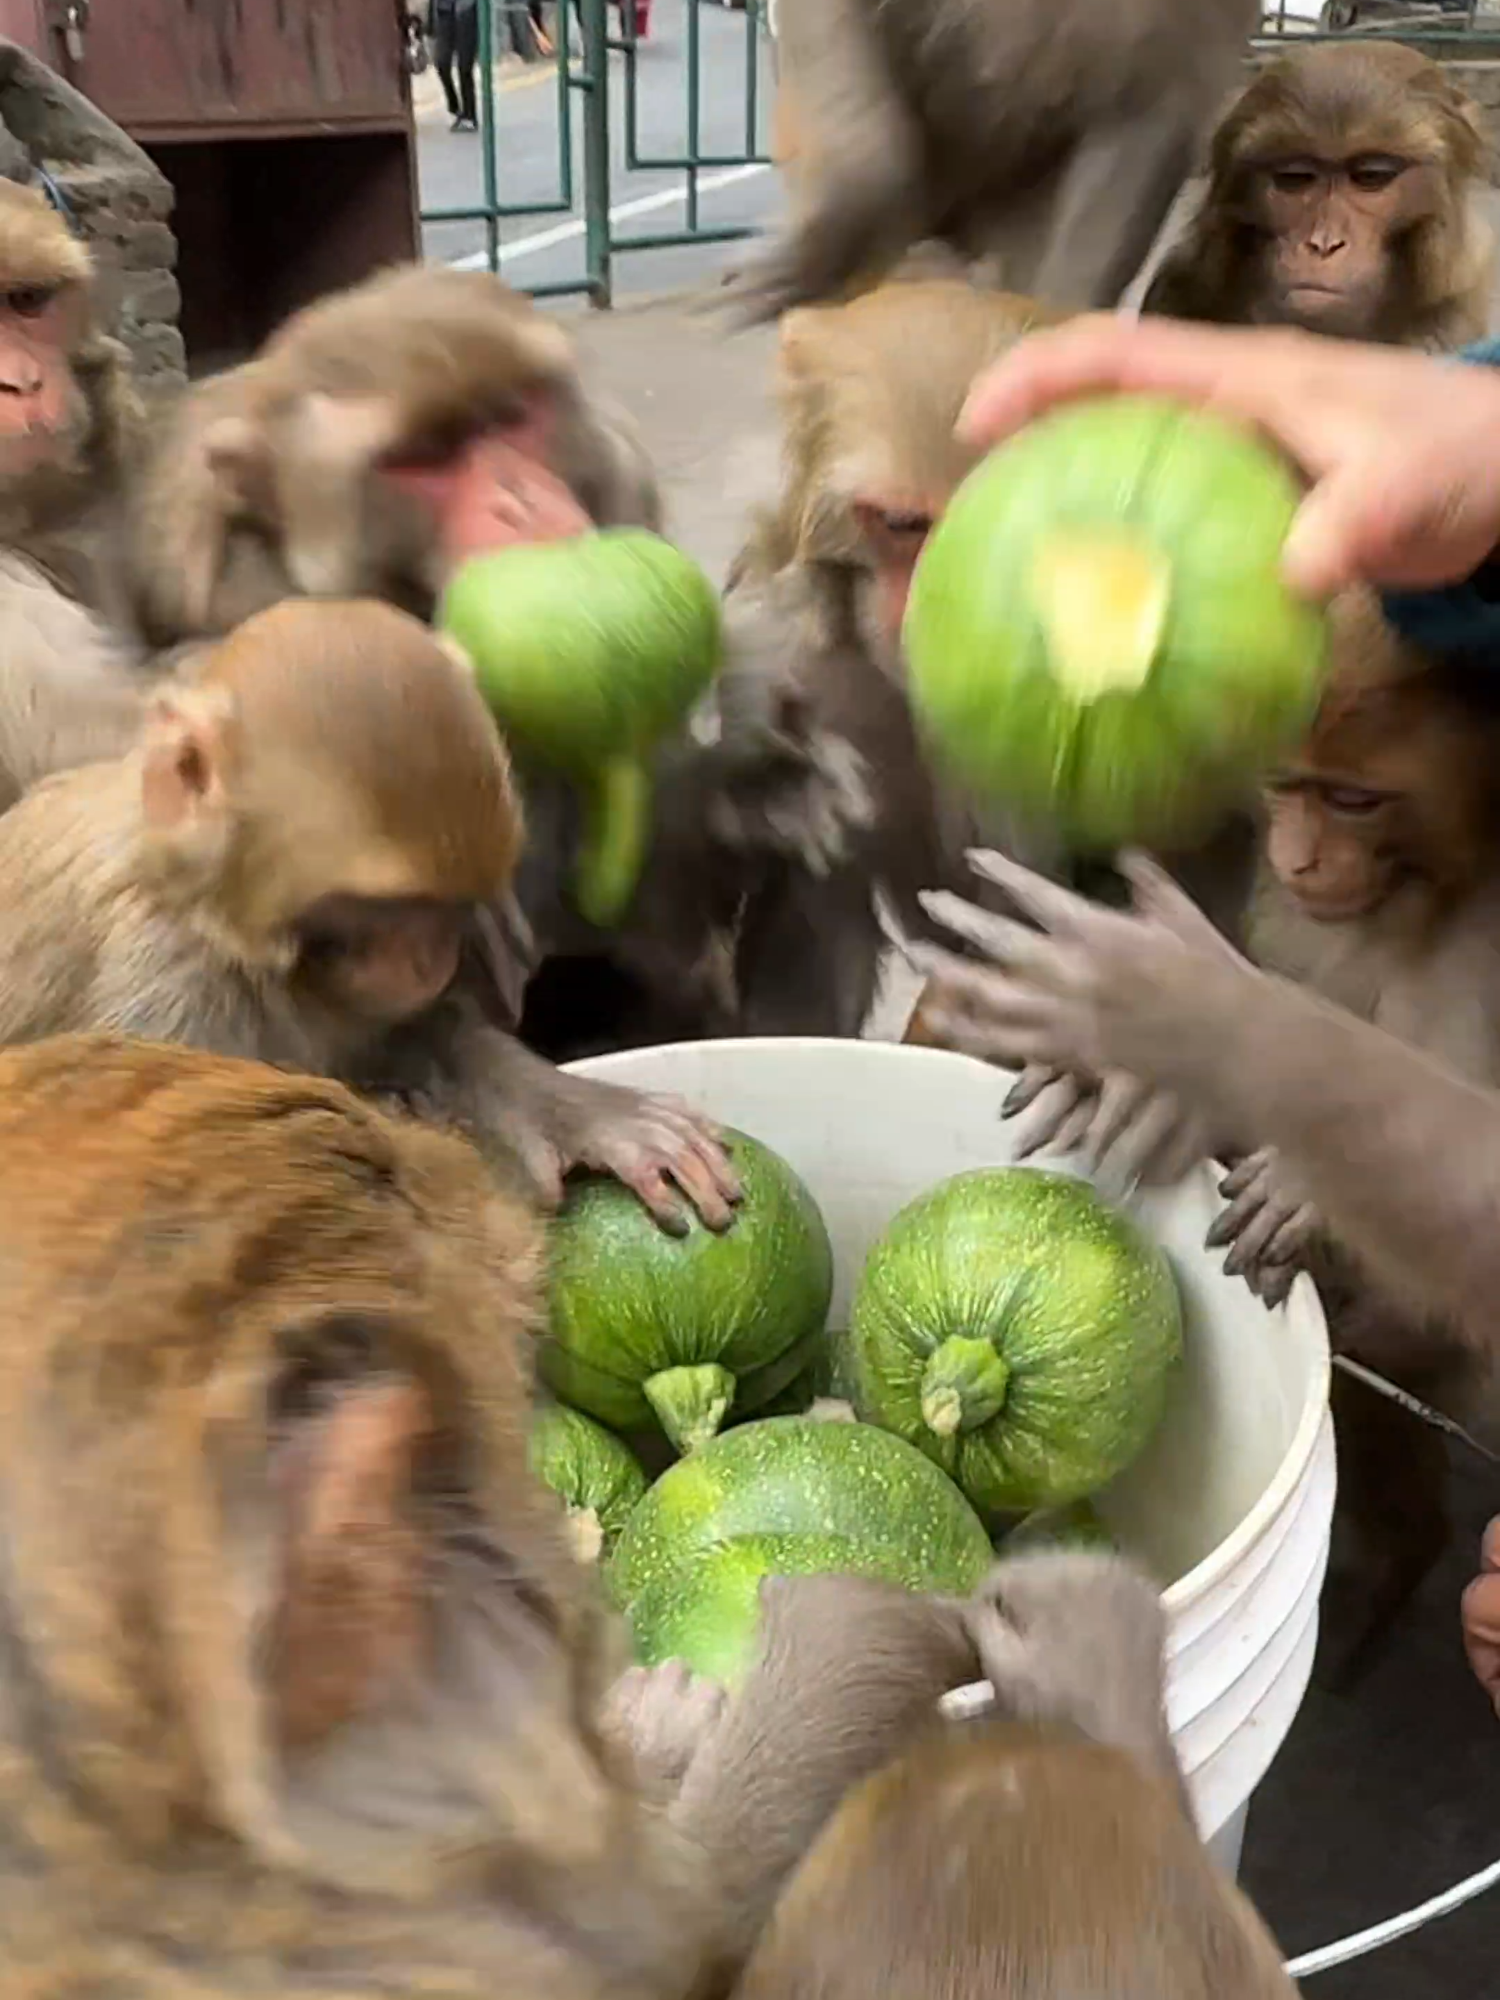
[[419, 0, 773, 305], [1256, 0, 1496, 43]]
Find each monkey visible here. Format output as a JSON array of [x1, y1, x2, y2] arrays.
[[720, 276, 1257, 1040], [119, 264, 663, 650], [1197, 593, 1500, 1682], [1143, 41, 1495, 350], [0, 1029, 992, 1995], [0, 593, 740, 1230], [725, 0, 1259, 324], [0, 175, 151, 809], [735, 1549, 1296, 2000]]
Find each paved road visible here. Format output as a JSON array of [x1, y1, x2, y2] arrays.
[[416, 0, 784, 302]]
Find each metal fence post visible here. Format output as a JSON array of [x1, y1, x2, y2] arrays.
[[579, 0, 613, 305]]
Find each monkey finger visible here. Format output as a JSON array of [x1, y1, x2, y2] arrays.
[[1094, 1090, 1201, 1191], [1010, 1076, 1093, 1158], [1078, 1071, 1150, 1166], [1037, 1089, 1104, 1159], [918, 889, 1057, 971], [1216, 1146, 1278, 1201], [1220, 1198, 1293, 1279], [1253, 1262, 1298, 1310], [1001, 1061, 1070, 1118], [919, 1001, 1065, 1070], [1261, 1205, 1318, 1267], [963, 848, 1089, 936]]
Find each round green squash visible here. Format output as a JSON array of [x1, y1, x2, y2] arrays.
[[903, 394, 1329, 851], [607, 1415, 994, 1683], [528, 1401, 649, 1562], [439, 530, 722, 924], [849, 1166, 1182, 1518], [542, 1130, 834, 1456]]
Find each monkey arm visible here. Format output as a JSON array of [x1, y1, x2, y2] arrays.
[[914, 853, 1500, 1350], [670, 1574, 979, 1971]]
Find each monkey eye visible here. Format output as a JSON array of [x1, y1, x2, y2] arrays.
[[1322, 785, 1389, 816], [1268, 162, 1320, 194], [1346, 156, 1406, 193], [5, 285, 55, 319]]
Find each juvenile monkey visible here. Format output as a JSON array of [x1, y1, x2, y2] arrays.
[[737, 1552, 1296, 2000], [0, 1032, 984, 1994], [0, 595, 739, 1229], [1144, 41, 1495, 349]]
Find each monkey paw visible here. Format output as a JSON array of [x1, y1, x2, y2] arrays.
[[1206, 1147, 1319, 1308], [601, 1659, 731, 1800], [1001, 1064, 1211, 1194], [1462, 1519, 1500, 1719], [550, 1074, 742, 1234]]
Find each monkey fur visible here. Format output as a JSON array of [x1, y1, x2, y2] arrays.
[[737, 1550, 1295, 2000], [1144, 41, 1495, 349], [729, 0, 1259, 322], [0, 176, 151, 809], [0, 594, 740, 1231], [0, 1040, 985, 1997]]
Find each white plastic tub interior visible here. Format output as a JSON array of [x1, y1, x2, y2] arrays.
[[565, 1037, 1335, 1877]]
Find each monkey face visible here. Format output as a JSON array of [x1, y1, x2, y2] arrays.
[[294, 893, 469, 1022], [1263, 776, 1404, 920], [1251, 152, 1442, 335]]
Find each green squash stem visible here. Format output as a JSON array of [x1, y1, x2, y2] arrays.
[[643, 1363, 736, 1454], [574, 753, 652, 927], [920, 1336, 1010, 1439]]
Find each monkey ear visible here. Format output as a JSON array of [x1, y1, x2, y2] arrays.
[[139, 690, 234, 834]]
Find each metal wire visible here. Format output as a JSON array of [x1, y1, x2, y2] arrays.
[[1286, 1855, 1500, 1978]]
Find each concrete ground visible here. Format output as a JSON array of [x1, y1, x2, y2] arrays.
[[570, 291, 1500, 1995]]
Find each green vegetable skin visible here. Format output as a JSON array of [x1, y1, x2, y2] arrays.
[[1005, 1498, 1117, 1556], [608, 1416, 993, 1683], [528, 1402, 649, 1559], [904, 394, 1329, 850], [439, 531, 722, 925], [850, 1166, 1182, 1518], [542, 1131, 834, 1455]]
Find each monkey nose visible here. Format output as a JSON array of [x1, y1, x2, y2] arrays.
[[1307, 236, 1346, 260], [0, 361, 43, 396]]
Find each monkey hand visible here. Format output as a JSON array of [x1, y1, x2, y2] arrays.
[[526, 1069, 743, 1235], [962, 1552, 1176, 1779], [899, 847, 1256, 1104], [1001, 1062, 1215, 1195], [1462, 1518, 1500, 1719], [1205, 1147, 1320, 1308], [601, 1659, 731, 1801]]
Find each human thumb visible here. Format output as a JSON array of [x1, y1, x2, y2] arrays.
[[1279, 463, 1379, 598]]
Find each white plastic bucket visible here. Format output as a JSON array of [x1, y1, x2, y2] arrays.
[[565, 1037, 1335, 1865]]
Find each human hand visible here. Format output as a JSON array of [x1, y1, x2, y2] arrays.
[[959, 315, 1500, 598]]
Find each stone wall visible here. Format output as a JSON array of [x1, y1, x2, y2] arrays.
[[0, 41, 184, 393]]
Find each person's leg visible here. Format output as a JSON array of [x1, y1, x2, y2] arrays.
[[456, 5, 479, 124], [433, 7, 461, 116]]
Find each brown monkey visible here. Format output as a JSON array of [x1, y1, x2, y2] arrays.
[[0, 1031, 987, 1994], [120, 264, 661, 650], [0, 175, 150, 808], [1204, 594, 1500, 1681], [1144, 41, 1495, 349], [727, 0, 1259, 323], [738, 1550, 1295, 2000], [0, 594, 738, 1229]]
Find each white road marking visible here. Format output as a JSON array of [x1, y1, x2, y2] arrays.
[[446, 158, 770, 268]]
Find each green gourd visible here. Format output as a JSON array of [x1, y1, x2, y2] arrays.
[[904, 394, 1329, 851], [440, 530, 722, 925], [849, 1166, 1182, 1518], [542, 1130, 834, 1455], [528, 1402, 649, 1561]]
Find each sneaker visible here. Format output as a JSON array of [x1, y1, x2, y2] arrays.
[[453, 115, 478, 131]]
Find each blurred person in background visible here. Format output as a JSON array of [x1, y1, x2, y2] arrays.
[[433, 0, 479, 130]]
